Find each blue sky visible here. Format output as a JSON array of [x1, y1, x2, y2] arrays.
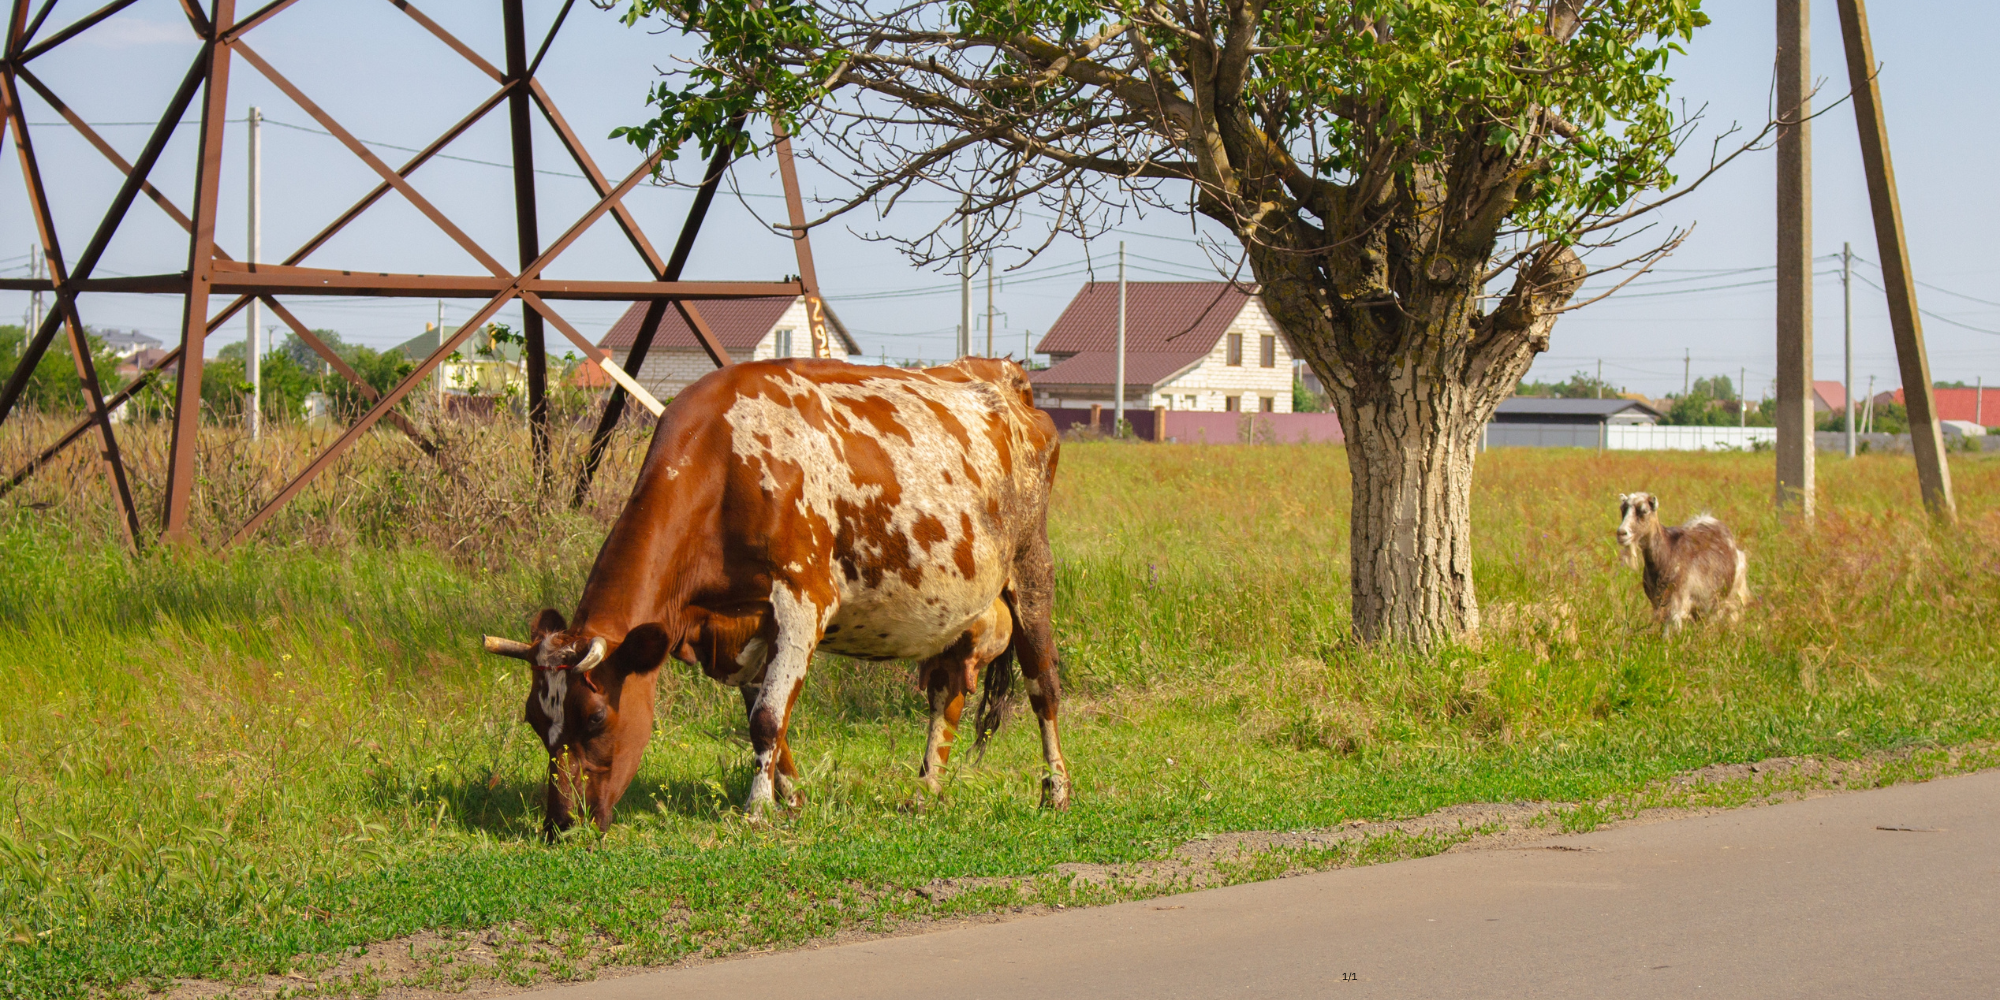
[[4, 0, 1996, 397]]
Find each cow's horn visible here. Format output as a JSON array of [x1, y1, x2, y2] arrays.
[[483, 635, 536, 660], [576, 636, 608, 672]]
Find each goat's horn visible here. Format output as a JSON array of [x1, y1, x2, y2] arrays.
[[483, 635, 536, 660], [576, 636, 608, 672]]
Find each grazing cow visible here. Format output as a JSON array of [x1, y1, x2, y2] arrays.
[[482, 357, 1067, 834], [1615, 492, 1750, 633]]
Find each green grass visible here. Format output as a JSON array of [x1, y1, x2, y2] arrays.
[[2, 440, 1999, 998]]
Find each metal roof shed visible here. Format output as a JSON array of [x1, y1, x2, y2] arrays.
[[1492, 398, 1664, 426]]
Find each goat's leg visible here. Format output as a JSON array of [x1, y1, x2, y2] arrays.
[[1662, 592, 1694, 636], [1724, 549, 1751, 624]]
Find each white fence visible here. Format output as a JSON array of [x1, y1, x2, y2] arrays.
[[1606, 425, 1776, 452], [1485, 422, 1776, 452]]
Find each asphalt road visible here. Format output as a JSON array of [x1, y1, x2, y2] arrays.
[[521, 769, 2000, 999]]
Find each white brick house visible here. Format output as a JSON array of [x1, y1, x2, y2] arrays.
[[597, 297, 861, 401], [1030, 282, 1295, 413]]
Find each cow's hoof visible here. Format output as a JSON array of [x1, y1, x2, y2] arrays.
[[1040, 774, 1071, 810]]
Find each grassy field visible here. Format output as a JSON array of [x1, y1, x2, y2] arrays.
[[2, 416, 1998, 998]]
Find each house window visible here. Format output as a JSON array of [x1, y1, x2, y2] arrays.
[[1226, 333, 1243, 366], [1225, 395, 1241, 412], [775, 328, 794, 358], [1260, 335, 1276, 368], [1184, 395, 1197, 409], [1260, 396, 1275, 412]]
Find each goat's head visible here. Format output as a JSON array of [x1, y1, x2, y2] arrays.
[[1616, 492, 1659, 569]]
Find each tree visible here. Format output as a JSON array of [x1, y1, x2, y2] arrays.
[[0, 323, 126, 414], [1517, 369, 1618, 399], [1691, 373, 1734, 401], [612, 0, 1730, 645]]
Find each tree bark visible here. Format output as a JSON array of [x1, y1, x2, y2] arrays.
[[1339, 366, 1486, 644]]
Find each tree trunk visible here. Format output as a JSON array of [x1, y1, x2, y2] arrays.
[[1339, 370, 1485, 645], [1250, 238, 1584, 648]]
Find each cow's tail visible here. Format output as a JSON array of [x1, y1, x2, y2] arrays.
[[971, 625, 1018, 762]]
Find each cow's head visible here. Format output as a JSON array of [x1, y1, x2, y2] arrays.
[[482, 610, 670, 838], [1616, 492, 1658, 569]]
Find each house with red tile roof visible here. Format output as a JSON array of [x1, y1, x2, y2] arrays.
[[597, 296, 861, 401], [1030, 281, 1295, 413], [1812, 380, 1851, 413], [1881, 385, 2000, 427]]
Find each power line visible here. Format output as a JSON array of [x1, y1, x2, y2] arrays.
[[1849, 272, 2000, 336]]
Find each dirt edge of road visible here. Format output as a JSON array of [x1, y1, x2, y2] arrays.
[[163, 742, 2000, 1000]]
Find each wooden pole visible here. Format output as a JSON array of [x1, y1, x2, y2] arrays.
[[1775, 0, 1814, 516], [1835, 0, 1955, 519]]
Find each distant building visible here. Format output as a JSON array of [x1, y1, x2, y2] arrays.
[[116, 346, 172, 380], [1882, 385, 2000, 427], [1486, 397, 1664, 448], [389, 323, 550, 397], [1813, 380, 1850, 413], [1029, 281, 1295, 413], [95, 329, 161, 359], [597, 296, 861, 402]]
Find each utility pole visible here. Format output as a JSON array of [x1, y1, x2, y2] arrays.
[[1596, 359, 1603, 399], [436, 299, 446, 410], [1116, 241, 1128, 437], [1844, 242, 1855, 457], [1775, 0, 1815, 516], [1837, 0, 1953, 518], [959, 197, 972, 360], [1740, 366, 1748, 428], [1863, 374, 1875, 434], [1977, 375, 1984, 427], [985, 255, 995, 357], [1683, 348, 1690, 397], [246, 106, 263, 441]]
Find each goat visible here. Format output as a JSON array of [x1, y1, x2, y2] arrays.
[[1615, 493, 1750, 633]]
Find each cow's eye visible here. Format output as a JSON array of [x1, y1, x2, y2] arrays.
[[587, 708, 609, 729]]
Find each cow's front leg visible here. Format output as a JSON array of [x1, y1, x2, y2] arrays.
[[744, 587, 827, 816]]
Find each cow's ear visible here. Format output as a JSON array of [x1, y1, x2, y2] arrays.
[[530, 609, 567, 642], [615, 623, 672, 676]]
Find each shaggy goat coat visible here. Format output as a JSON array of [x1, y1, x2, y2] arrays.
[[1616, 493, 1749, 631]]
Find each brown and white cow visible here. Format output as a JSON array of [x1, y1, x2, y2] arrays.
[[482, 357, 1067, 834]]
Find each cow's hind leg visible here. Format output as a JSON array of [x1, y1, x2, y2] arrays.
[[917, 598, 1012, 795], [1010, 543, 1071, 809], [917, 644, 970, 795], [744, 586, 828, 816]]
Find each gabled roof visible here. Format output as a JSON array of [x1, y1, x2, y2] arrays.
[[1890, 385, 2000, 424], [1813, 380, 1849, 411], [1028, 281, 1258, 391], [1496, 397, 1665, 419], [1027, 352, 1206, 392], [597, 297, 860, 356], [1035, 281, 1255, 355]]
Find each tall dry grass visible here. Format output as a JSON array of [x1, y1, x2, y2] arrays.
[[0, 405, 652, 561]]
